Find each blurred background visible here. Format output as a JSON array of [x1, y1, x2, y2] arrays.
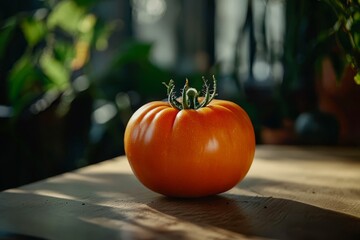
[[1, 0, 360, 190]]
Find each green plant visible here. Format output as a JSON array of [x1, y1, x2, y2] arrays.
[[321, 0, 360, 83], [0, 0, 114, 116], [0, 0, 120, 189]]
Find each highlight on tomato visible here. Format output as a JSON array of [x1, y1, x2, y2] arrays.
[[124, 76, 255, 197]]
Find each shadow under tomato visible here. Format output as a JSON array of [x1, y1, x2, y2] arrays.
[[147, 194, 360, 239]]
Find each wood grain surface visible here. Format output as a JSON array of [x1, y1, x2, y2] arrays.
[[0, 145, 359, 240]]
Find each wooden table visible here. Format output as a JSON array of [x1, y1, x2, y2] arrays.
[[0, 146, 359, 240]]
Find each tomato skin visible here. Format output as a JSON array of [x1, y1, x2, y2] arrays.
[[124, 99, 255, 197]]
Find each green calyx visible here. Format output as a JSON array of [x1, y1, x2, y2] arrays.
[[163, 75, 217, 110]]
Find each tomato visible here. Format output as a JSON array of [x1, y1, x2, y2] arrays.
[[124, 76, 255, 197]]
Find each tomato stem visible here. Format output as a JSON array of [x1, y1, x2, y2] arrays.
[[182, 79, 190, 109], [162, 80, 183, 110], [163, 75, 217, 110]]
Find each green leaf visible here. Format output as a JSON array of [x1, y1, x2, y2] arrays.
[[47, 0, 85, 34], [40, 52, 70, 89], [354, 33, 360, 48], [92, 19, 116, 51], [53, 40, 76, 64], [0, 17, 17, 59], [355, 12, 360, 21], [78, 14, 96, 34], [21, 17, 47, 46], [7, 56, 44, 116], [355, 73, 360, 84], [77, 15, 96, 45], [7, 56, 39, 102]]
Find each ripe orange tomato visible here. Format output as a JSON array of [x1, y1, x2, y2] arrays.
[[124, 76, 255, 197]]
